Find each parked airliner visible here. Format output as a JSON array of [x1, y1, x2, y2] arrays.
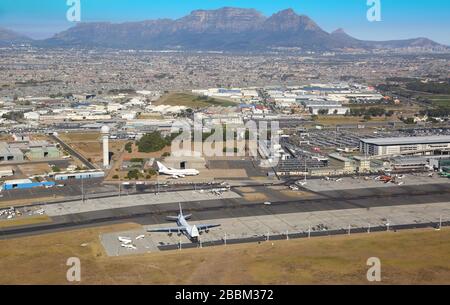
[[147, 204, 220, 242], [156, 161, 199, 179]]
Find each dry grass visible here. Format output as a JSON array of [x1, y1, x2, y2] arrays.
[[0, 215, 51, 229], [314, 116, 398, 126], [0, 134, 12, 141], [235, 187, 257, 193], [0, 225, 449, 284], [279, 190, 315, 198], [0, 196, 63, 208], [69, 141, 126, 163], [241, 193, 269, 202], [59, 132, 101, 143], [17, 163, 51, 176]]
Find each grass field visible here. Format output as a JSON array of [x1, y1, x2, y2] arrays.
[[0, 225, 449, 284], [0, 196, 63, 208], [430, 98, 450, 108], [58, 132, 126, 164], [314, 115, 398, 126], [155, 93, 236, 108], [0, 215, 51, 229], [59, 132, 101, 143]]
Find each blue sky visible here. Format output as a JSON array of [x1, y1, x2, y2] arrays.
[[0, 0, 449, 45]]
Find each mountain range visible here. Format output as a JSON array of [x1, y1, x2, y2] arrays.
[[1, 7, 447, 52]]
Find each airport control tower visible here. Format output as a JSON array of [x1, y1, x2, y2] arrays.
[[101, 125, 110, 168]]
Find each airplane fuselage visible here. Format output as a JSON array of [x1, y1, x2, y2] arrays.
[[176, 215, 199, 242], [160, 169, 199, 176]]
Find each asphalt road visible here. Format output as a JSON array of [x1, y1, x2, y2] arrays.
[[49, 134, 96, 169]]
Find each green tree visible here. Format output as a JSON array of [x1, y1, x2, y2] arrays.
[[137, 132, 168, 153], [125, 142, 133, 153], [318, 109, 329, 115], [126, 169, 141, 180]]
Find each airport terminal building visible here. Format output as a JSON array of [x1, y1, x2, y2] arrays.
[[360, 136, 450, 156]]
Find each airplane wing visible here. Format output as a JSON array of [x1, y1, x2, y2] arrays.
[[196, 224, 221, 232], [147, 226, 186, 233]]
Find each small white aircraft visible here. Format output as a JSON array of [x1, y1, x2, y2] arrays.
[[289, 185, 299, 191], [35, 209, 45, 215], [118, 236, 132, 244], [296, 181, 307, 186], [121, 243, 137, 250], [147, 204, 220, 243], [156, 161, 199, 179]]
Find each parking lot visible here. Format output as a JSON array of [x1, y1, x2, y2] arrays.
[[100, 200, 450, 256]]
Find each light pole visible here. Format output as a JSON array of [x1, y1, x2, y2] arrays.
[[81, 177, 84, 203]]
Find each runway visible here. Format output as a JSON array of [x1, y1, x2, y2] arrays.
[[1, 182, 450, 239]]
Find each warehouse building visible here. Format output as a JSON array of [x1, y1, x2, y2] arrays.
[[53, 170, 105, 181], [0, 167, 14, 178], [0, 142, 24, 162], [360, 136, 450, 156], [1, 179, 55, 191], [302, 100, 349, 115], [26, 146, 61, 160]]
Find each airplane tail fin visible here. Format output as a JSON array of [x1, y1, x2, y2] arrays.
[[156, 161, 168, 171], [179, 203, 183, 217]]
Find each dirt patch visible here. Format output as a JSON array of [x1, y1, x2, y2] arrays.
[[17, 163, 51, 176], [242, 193, 269, 202]]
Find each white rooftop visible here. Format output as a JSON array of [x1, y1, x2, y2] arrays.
[[360, 135, 450, 146]]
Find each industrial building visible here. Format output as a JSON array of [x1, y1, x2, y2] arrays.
[[390, 157, 429, 172], [26, 146, 61, 160], [0, 142, 24, 162], [0, 139, 61, 162], [53, 170, 105, 181], [0, 167, 14, 178], [360, 136, 450, 156], [302, 100, 349, 115], [1, 179, 55, 191]]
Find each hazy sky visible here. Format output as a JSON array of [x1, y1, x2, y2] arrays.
[[0, 0, 449, 45]]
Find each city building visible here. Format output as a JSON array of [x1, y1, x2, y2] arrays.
[[360, 136, 450, 156]]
